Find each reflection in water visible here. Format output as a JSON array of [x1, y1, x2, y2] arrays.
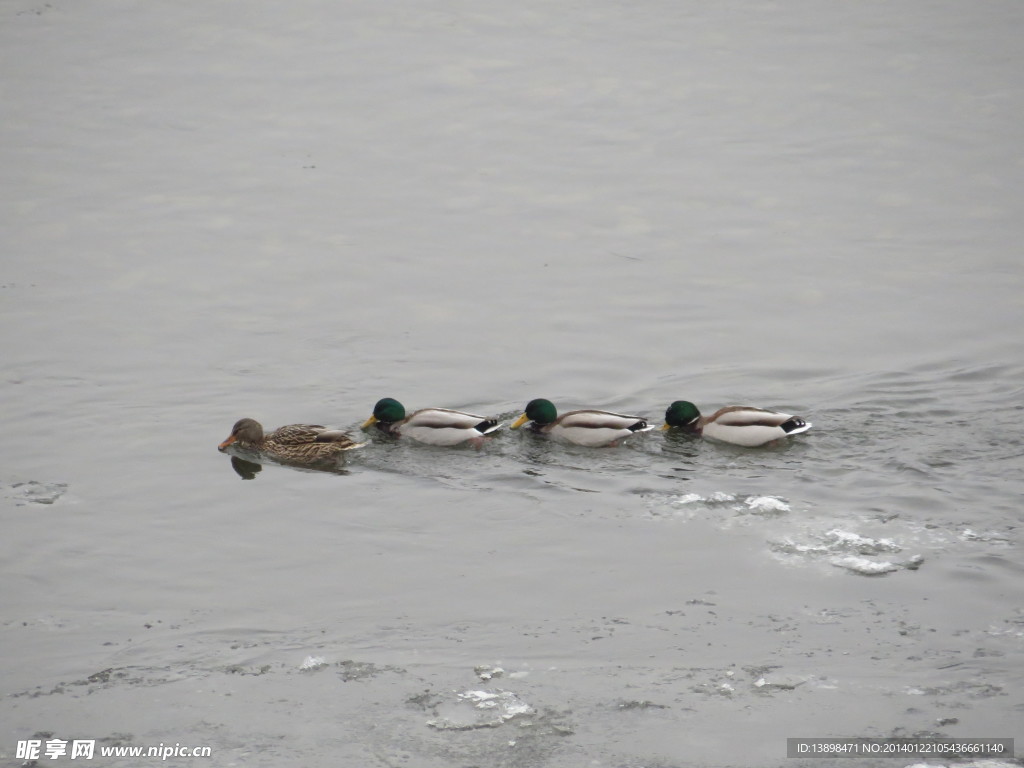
[[223, 451, 350, 479], [658, 428, 703, 459], [230, 456, 263, 480]]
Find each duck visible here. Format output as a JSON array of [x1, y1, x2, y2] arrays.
[[218, 417, 364, 465], [361, 397, 501, 447], [510, 398, 654, 447], [661, 401, 811, 447]]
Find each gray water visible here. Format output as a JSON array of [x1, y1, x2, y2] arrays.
[[3, 2, 1023, 767]]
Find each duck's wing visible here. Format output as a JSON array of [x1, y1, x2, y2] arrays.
[[709, 406, 795, 428], [710, 406, 811, 434], [313, 429, 366, 448], [269, 424, 327, 444], [405, 408, 499, 432], [557, 410, 652, 433], [389, 408, 499, 446]]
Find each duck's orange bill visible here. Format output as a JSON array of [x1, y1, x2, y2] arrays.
[[218, 434, 237, 449]]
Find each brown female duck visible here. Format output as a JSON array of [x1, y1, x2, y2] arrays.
[[218, 417, 364, 465]]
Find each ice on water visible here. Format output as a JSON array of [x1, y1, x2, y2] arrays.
[[745, 496, 791, 513], [427, 689, 533, 730], [650, 491, 933, 575], [666, 491, 790, 514], [773, 528, 924, 576], [773, 529, 902, 557], [5, 480, 68, 506]]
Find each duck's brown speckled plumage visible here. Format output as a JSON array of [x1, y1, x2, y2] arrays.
[[218, 417, 364, 465]]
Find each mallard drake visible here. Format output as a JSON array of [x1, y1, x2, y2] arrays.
[[361, 397, 501, 447], [218, 417, 364, 464], [661, 401, 811, 447], [510, 398, 654, 447]]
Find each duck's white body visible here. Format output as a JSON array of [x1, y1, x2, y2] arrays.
[[697, 406, 811, 447], [386, 408, 501, 446], [524, 409, 655, 447]]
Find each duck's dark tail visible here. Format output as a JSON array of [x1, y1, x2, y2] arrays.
[[629, 419, 654, 433], [476, 418, 501, 435], [780, 417, 811, 435]]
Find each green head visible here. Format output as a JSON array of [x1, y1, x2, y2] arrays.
[[524, 398, 558, 425], [663, 400, 701, 429], [363, 397, 406, 428], [511, 398, 558, 429]]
